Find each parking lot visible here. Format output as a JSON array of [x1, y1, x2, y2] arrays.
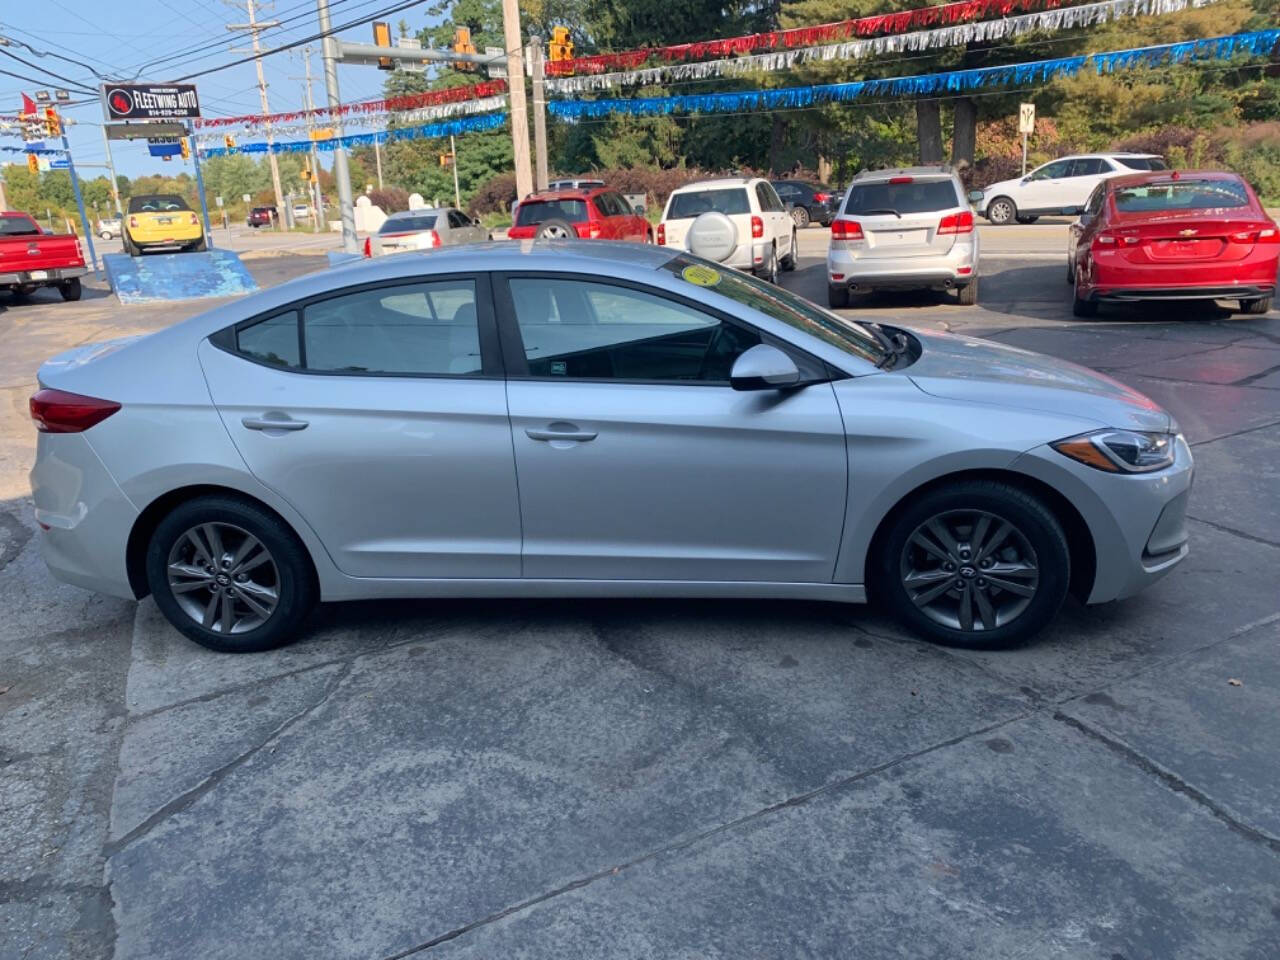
[[2, 225, 1278, 959]]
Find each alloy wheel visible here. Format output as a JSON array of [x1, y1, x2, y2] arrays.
[[166, 522, 280, 634], [988, 199, 1015, 225], [898, 509, 1040, 632], [538, 224, 571, 239], [791, 206, 809, 228]]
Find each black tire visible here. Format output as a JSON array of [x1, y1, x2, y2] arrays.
[[99, 230, 112, 240], [1239, 297, 1272, 315], [791, 206, 810, 229], [1072, 278, 1098, 318], [146, 495, 317, 653], [956, 277, 978, 306], [535, 218, 575, 240], [123, 235, 141, 257], [756, 244, 778, 285], [58, 278, 82, 301], [781, 229, 798, 271], [828, 284, 849, 309], [1016, 215, 1039, 224], [873, 479, 1070, 650], [1066, 258, 1075, 285], [986, 197, 1017, 225]]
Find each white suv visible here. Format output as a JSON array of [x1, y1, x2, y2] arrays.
[[658, 177, 796, 283], [977, 153, 1166, 225]]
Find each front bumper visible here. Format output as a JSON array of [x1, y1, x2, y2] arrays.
[[2, 266, 88, 284], [828, 240, 978, 291]]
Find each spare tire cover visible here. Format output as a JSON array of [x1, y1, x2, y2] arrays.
[[685, 211, 738, 263]]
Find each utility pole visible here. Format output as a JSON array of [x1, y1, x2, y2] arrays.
[[292, 45, 324, 233], [449, 134, 461, 208], [227, 0, 286, 226], [500, 0, 533, 200], [374, 139, 384, 189], [317, 0, 357, 253], [98, 124, 123, 215], [529, 38, 548, 191]]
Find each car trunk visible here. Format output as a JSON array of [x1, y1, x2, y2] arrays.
[[841, 178, 960, 260], [662, 188, 753, 250], [0, 232, 83, 274], [1107, 215, 1269, 265]]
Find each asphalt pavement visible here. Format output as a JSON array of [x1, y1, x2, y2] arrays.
[[1, 227, 1278, 959]]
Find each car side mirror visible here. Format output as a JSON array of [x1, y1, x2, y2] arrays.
[[1021, 176, 1031, 185], [967, 189, 984, 203], [730, 344, 802, 391], [473, 217, 482, 226]]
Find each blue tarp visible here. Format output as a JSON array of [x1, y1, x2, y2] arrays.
[[103, 250, 258, 303]]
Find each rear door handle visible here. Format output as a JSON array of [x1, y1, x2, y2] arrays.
[[242, 415, 309, 431], [525, 426, 597, 442]]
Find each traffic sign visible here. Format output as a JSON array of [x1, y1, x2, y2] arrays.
[[1018, 103, 1035, 135], [242, 194, 251, 203], [215, 196, 224, 207], [48, 157, 69, 170]]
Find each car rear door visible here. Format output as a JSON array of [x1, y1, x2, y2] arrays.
[[495, 272, 848, 583], [200, 273, 522, 579], [844, 177, 963, 260], [1066, 158, 1112, 209]]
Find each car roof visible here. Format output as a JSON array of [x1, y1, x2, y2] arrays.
[[387, 207, 447, 216], [1102, 169, 1246, 190], [671, 178, 755, 191], [522, 188, 607, 201]]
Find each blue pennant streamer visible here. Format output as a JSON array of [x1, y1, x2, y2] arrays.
[[0, 144, 67, 155], [200, 111, 507, 158], [549, 29, 1280, 119]]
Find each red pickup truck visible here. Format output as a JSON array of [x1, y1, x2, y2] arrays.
[[1, 211, 88, 302]]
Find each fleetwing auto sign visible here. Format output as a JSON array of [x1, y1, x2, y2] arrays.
[[101, 84, 201, 121]]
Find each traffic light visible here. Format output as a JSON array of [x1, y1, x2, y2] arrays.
[[549, 26, 574, 63], [372, 20, 393, 70], [301, 164, 311, 183], [439, 153, 454, 168], [453, 27, 476, 71], [223, 135, 236, 151], [27, 153, 38, 174], [180, 137, 191, 160], [44, 107, 61, 138]]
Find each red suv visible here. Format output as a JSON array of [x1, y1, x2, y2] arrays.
[[508, 188, 651, 242]]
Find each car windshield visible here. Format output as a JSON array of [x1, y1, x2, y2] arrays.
[[1113, 180, 1249, 213], [516, 200, 588, 226], [0, 217, 40, 236], [660, 254, 889, 367], [379, 215, 438, 234], [1115, 157, 1168, 171], [844, 180, 957, 216], [667, 189, 751, 219], [128, 195, 190, 213]]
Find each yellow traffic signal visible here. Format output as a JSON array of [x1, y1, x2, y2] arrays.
[[549, 26, 573, 63], [180, 137, 191, 160], [439, 153, 454, 168], [373, 20, 393, 70], [27, 153, 38, 174], [223, 135, 236, 151], [453, 27, 476, 71], [301, 164, 311, 182], [44, 107, 61, 138]]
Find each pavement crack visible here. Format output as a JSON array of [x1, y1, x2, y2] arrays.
[[1231, 361, 1280, 387], [1188, 418, 1280, 448], [1186, 514, 1280, 550], [1053, 712, 1280, 856], [103, 660, 353, 859], [379, 712, 1028, 959]]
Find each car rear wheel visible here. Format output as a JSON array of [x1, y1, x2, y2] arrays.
[[99, 230, 112, 240], [781, 229, 797, 271], [1072, 272, 1098, 318], [986, 197, 1017, 225], [535, 218, 574, 240], [146, 495, 316, 653], [123, 236, 141, 257], [1239, 297, 1272, 315], [757, 244, 778, 285], [874, 480, 1070, 649], [58, 278, 82, 301], [956, 277, 978, 306], [191, 236, 208, 253], [791, 206, 810, 228], [828, 284, 849, 309]]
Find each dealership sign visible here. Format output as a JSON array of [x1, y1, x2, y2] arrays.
[[101, 84, 200, 121]]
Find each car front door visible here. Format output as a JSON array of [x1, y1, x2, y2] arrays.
[[495, 273, 848, 582], [1017, 159, 1074, 213], [200, 274, 522, 579]]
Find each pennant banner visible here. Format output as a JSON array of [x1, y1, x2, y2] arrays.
[[548, 29, 1280, 117], [198, 112, 507, 157], [547, 0, 1217, 93], [197, 96, 509, 142], [194, 80, 508, 129], [549, 0, 1087, 75], [0, 144, 66, 155]]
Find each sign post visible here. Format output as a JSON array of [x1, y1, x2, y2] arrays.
[[1018, 102, 1035, 177], [61, 126, 101, 278], [187, 125, 214, 248]]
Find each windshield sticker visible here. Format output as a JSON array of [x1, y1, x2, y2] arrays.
[[680, 264, 722, 287]]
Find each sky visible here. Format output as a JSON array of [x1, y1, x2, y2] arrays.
[[1, 0, 441, 179]]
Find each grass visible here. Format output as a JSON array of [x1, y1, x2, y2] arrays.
[[480, 211, 512, 230]]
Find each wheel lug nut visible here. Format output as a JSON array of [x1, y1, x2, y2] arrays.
[[977, 578, 986, 587]]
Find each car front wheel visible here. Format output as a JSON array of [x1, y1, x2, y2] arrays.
[[986, 197, 1017, 225], [874, 480, 1070, 649], [146, 495, 316, 653]]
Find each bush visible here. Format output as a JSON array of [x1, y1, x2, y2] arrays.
[[469, 172, 518, 215], [366, 187, 410, 213]]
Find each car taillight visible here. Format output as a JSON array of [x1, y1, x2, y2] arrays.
[[813, 192, 830, 203], [573, 222, 602, 239], [128, 216, 138, 228], [830, 219, 864, 242], [656, 223, 665, 245], [1230, 225, 1280, 244], [1094, 232, 1138, 248], [751, 215, 763, 239], [189, 213, 199, 226], [937, 210, 974, 235], [30, 389, 121, 434], [427, 230, 441, 248], [889, 176, 913, 184], [363, 237, 372, 258]]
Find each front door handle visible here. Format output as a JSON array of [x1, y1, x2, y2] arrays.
[[242, 415, 309, 431], [525, 424, 597, 442]]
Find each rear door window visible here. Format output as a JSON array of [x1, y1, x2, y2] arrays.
[[1029, 159, 1072, 181], [844, 180, 958, 216], [1115, 157, 1168, 171], [379, 215, 437, 234], [1069, 158, 1108, 176], [516, 200, 589, 226], [667, 189, 751, 219]]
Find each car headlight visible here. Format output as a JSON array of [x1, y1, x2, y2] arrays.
[[1051, 429, 1177, 473]]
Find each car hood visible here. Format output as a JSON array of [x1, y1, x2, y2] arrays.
[[903, 328, 1171, 432], [979, 176, 1021, 197]]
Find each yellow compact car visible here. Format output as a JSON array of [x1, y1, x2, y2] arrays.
[[123, 194, 206, 256]]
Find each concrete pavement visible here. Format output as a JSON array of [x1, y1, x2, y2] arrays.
[[1, 237, 1278, 959]]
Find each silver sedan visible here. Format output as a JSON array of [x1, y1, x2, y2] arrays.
[[29, 242, 1192, 653], [371, 207, 488, 255]]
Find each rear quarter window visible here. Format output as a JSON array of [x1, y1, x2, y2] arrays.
[[667, 189, 751, 219], [844, 180, 959, 215]]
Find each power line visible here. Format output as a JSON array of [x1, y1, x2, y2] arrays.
[[0, 47, 97, 93]]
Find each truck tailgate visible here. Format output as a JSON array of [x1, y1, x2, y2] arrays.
[[0, 233, 85, 274]]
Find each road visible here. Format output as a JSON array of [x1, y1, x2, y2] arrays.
[[1, 229, 1278, 959]]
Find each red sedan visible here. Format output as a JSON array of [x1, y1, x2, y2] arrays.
[[1068, 171, 1278, 317], [507, 187, 651, 242]]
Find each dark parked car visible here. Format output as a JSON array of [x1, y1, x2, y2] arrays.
[[771, 180, 838, 228], [247, 206, 277, 229]]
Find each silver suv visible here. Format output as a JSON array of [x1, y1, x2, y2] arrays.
[[826, 166, 980, 307]]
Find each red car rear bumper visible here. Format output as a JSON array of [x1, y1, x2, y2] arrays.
[[1083, 248, 1279, 302]]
